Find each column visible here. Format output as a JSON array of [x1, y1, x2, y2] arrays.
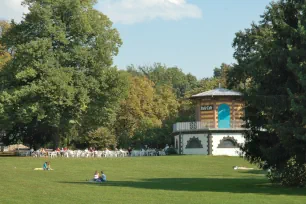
[[207, 133, 213, 155]]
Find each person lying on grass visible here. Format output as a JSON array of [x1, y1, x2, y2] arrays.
[[233, 166, 254, 170]]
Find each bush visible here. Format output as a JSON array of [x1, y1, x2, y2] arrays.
[[280, 158, 306, 187], [166, 148, 177, 155], [267, 157, 306, 187]]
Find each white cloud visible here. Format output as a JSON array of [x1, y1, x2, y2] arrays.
[[97, 0, 202, 24], [0, 0, 202, 24], [0, 0, 28, 22]]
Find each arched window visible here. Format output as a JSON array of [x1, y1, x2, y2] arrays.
[[218, 104, 230, 128], [217, 136, 238, 148], [185, 137, 203, 148]]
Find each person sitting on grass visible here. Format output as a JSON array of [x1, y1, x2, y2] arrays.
[[93, 170, 100, 182], [43, 161, 52, 170], [86, 170, 100, 182], [99, 171, 107, 182]]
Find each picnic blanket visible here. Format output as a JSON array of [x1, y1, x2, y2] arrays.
[[34, 168, 53, 170]]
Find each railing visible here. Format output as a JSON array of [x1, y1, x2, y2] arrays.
[[173, 120, 245, 132]]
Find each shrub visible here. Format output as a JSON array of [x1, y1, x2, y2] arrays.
[[267, 157, 306, 187], [280, 158, 306, 187], [166, 148, 177, 155]]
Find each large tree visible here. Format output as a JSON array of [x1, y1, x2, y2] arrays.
[[127, 63, 199, 122], [0, 0, 126, 148], [114, 74, 179, 148], [229, 0, 306, 186]]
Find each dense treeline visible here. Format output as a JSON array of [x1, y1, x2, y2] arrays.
[[0, 0, 228, 150]]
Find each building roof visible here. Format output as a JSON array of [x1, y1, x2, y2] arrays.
[[190, 88, 242, 98]]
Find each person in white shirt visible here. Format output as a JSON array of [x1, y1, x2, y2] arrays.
[[100, 171, 107, 182], [164, 144, 169, 155], [93, 170, 99, 181]]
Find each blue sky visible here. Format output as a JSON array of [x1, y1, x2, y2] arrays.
[[0, 0, 272, 79], [97, 0, 272, 79]]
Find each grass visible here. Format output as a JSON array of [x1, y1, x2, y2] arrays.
[[0, 155, 305, 204]]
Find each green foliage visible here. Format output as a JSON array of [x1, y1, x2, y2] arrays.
[[115, 74, 179, 148], [280, 158, 306, 187], [166, 147, 177, 155], [0, 0, 124, 147], [186, 77, 220, 97], [127, 63, 198, 98], [213, 63, 232, 87], [0, 20, 11, 70], [229, 0, 306, 186], [267, 157, 306, 187], [86, 127, 117, 149]]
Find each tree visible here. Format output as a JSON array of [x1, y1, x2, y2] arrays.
[[127, 63, 198, 98], [136, 84, 179, 147], [0, 0, 124, 148], [153, 85, 179, 121], [230, 0, 306, 186], [115, 75, 161, 147], [213, 63, 232, 88], [0, 21, 11, 70], [86, 127, 117, 149]]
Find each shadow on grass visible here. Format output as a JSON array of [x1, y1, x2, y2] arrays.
[[60, 177, 306, 196], [238, 169, 267, 175]]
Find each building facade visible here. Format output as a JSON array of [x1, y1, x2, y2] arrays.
[[173, 87, 246, 156]]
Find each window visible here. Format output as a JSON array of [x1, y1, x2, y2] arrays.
[[185, 137, 203, 148], [217, 136, 238, 148]]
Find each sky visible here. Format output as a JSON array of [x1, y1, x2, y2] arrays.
[[0, 0, 272, 79]]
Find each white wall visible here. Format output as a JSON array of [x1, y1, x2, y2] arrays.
[[182, 134, 208, 155], [211, 133, 245, 156]]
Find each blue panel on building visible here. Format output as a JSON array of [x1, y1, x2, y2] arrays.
[[218, 104, 230, 128]]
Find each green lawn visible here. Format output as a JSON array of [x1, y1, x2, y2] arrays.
[[0, 156, 305, 204]]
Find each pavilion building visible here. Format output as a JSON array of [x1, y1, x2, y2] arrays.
[[173, 87, 246, 156]]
